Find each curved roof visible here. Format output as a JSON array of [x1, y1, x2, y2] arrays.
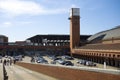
[[0, 35, 7, 37], [88, 25, 120, 42]]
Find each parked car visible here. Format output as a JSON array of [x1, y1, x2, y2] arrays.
[[56, 59, 65, 64], [53, 58, 62, 61], [35, 56, 44, 61], [48, 56, 56, 60], [13, 55, 22, 61], [51, 61, 56, 64], [5, 55, 8, 58], [63, 61, 74, 66], [36, 58, 48, 64], [62, 55, 74, 60], [86, 61, 96, 66], [77, 60, 87, 65]]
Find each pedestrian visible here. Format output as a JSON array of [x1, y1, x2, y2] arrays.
[[13, 59, 16, 64], [6, 59, 9, 66], [3, 59, 6, 66], [10, 59, 12, 66], [31, 57, 35, 63], [0, 59, 2, 63]]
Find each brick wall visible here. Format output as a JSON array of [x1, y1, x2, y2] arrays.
[[16, 62, 120, 80]]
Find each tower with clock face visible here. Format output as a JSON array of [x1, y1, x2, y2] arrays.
[[69, 8, 80, 53]]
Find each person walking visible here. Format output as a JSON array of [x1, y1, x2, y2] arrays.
[[13, 59, 16, 64], [6, 59, 10, 66], [0, 59, 2, 63], [10, 59, 12, 65], [3, 59, 6, 66]]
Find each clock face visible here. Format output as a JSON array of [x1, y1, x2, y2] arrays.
[[70, 8, 79, 16]]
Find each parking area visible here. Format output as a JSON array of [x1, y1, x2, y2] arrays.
[[0, 51, 119, 70], [21, 51, 119, 70]]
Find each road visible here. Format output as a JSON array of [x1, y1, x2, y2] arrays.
[[5, 65, 58, 80]]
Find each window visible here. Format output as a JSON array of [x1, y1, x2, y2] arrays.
[[102, 54, 104, 56], [113, 54, 115, 57], [117, 55, 120, 58], [105, 54, 107, 56], [109, 54, 111, 57]]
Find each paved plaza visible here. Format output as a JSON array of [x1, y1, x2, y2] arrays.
[[0, 63, 58, 80]]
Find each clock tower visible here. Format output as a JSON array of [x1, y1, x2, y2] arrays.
[[69, 8, 80, 53]]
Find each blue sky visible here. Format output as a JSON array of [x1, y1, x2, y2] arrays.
[[0, 0, 120, 42]]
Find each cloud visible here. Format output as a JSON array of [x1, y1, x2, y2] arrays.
[[0, 0, 44, 15], [0, 21, 33, 28], [0, 21, 12, 28], [3, 22, 12, 25], [0, 0, 67, 16], [20, 21, 32, 24]]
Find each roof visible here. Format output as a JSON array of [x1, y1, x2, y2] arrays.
[[27, 34, 91, 40], [27, 34, 91, 43], [87, 25, 120, 43], [79, 43, 120, 50], [0, 35, 8, 38]]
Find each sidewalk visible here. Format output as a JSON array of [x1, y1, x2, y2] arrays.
[[4, 64, 58, 80], [0, 63, 3, 80]]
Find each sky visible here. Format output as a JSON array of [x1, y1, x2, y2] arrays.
[[0, 0, 120, 42]]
